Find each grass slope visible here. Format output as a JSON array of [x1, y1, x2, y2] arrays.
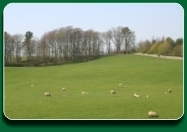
[[4, 55, 183, 119]]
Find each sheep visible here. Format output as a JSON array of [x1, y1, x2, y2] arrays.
[[119, 83, 122, 86], [82, 92, 88, 94], [134, 93, 139, 98], [124, 86, 127, 88], [146, 95, 149, 98], [165, 92, 167, 94], [135, 94, 139, 98], [62, 88, 66, 91], [110, 90, 116, 94], [148, 111, 159, 117], [31, 84, 34, 87], [168, 89, 171, 93], [44, 92, 51, 97]]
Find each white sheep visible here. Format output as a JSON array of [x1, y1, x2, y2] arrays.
[[119, 83, 122, 86], [168, 89, 171, 93], [146, 95, 149, 98], [148, 111, 158, 117], [62, 88, 66, 91], [135, 94, 139, 98], [44, 92, 51, 97], [134, 93, 139, 98], [110, 90, 116, 94], [31, 84, 34, 87], [81, 92, 88, 94], [165, 92, 167, 94]]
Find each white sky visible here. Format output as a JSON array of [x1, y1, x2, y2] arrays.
[[4, 3, 184, 43]]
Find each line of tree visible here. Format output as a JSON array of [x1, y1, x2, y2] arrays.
[[4, 26, 136, 66], [137, 36, 183, 57]]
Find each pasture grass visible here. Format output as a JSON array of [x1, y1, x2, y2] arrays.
[[4, 54, 183, 119]]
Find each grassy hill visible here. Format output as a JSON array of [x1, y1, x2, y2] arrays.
[[4, 54, 183, 119]]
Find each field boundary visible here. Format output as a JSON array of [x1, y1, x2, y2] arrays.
[[134, 53, 183, 60]]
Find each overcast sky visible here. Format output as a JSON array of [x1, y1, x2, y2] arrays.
[[4, 3, 183, 43]]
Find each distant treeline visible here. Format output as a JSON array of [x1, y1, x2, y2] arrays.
[[4, 26, 136, 67], [137, 36, 183, 57], [4, 26, 183, 67]]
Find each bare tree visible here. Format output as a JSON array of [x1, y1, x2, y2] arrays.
[[12, 34, 23, 63], [56, 27, 66, 63], [111, 26, 124, 54], [4, 31, 12, 64], [122, 27, 136, 54], [102, 29, 112, 54], [39, 33, 50, 64]]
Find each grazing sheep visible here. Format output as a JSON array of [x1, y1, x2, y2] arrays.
[[134, 93, 139, 98], [119, 83, 122, 86], [168, 89, 171, 93], [31, 84, 34, 87], [148, 111, 158, 117], [165, 92, 167, 94], [44, 92, 51, 97], [110, 90, 116, 94], [124, 86, 127, 88], [146, 95, 149, 98], [135, 94, 139, 98], [82, 92, 88, 94], [62, 88, 66, 91]]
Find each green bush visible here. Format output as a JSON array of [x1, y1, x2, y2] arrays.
[[172, 44, 183, 57], [158, 42, 171, 56], [149, 43, 160, 54]]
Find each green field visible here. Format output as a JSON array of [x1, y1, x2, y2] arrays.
[[4, 55, 183, 119]]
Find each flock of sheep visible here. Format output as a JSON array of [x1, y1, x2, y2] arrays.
[[110, 84, 172, 118], [42, 87, 88, 97], [31, 83, 172, 118]]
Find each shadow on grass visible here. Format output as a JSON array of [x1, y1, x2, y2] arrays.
[[2, 113, 183, 127]]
